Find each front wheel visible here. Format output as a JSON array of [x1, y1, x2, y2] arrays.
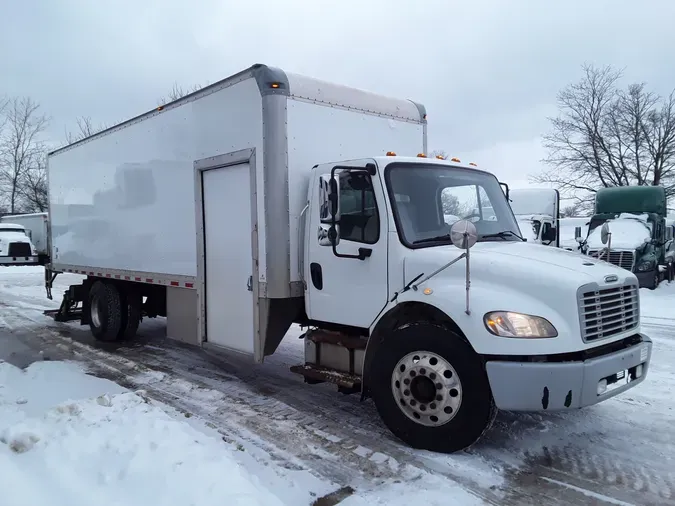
[[369, 322, 496, 453]]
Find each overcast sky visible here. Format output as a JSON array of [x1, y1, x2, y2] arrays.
[[2, 0, 674, 189]]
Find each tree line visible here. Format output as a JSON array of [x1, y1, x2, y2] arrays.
[[0, 81, 208, 216]]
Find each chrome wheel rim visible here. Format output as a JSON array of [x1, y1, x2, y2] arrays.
[[391, 351, 462, 427], [91, 295, 101, 328]]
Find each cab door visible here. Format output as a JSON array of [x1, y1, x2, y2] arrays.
[[304, 159, 389, 329]]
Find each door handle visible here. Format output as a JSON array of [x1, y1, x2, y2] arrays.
[[247, 275, 252, 291]]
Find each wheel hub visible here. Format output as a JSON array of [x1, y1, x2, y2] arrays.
[[90, 295, 101, 328], [391, 351, 462, 427]]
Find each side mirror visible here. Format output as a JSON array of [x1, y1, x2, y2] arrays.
[[600, 222, 611, 245], [574, 226, 581, 239], [319, 174, 341, 223]]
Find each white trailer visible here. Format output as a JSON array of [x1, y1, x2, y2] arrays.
[[508, 188, 560, 247], [1, 212, 49, 263], [45, 64, 652, 453]]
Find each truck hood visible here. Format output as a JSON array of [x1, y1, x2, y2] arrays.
[[404, 241, 635, 292]]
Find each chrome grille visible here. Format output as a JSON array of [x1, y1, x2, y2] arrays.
[[587, 249, 635, 271], [579, 283, 639, 342]]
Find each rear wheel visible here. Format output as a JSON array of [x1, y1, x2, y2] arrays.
[[88, 281, 123, 342], [369, 322, 496, 453]]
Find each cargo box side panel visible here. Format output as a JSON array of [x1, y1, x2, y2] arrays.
[[48, 78, 264, 278], [285, 88, 425, 283]]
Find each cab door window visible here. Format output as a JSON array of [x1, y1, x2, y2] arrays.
[[339, 172, 379, 244]]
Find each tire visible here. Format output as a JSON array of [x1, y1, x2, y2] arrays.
[[88, 281, 123, 342], [668, 264, 674, 283], [119, 289, 142, 340], [369, 322, 496, 453], [648, 271, 660, 290]]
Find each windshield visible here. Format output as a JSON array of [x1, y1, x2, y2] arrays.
[[0, 227, 27, 235], [385, 163, 521, 247]]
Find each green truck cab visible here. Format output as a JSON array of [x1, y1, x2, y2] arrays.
[[575, 186, 674, 289]]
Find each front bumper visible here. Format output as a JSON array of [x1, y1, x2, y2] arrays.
[[0, 255, 38, 265], [485, 334, 652, 411]]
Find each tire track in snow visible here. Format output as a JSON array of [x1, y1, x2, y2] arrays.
[[3, 298, 674, 505]]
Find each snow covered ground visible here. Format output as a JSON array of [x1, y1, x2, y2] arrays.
[[1, 266, 674, 505]]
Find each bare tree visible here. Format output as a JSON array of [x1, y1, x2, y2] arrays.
[[429, 149, 448, 159], [531, 64, 675, 205], [16, 152, 48, 212], [64, 115, 108, 145], [157, 81, 208, 106], [0, 97, 49, 213], [560, 202, 588, 218]]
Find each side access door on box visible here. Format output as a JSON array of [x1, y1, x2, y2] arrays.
[[196, 150, 261, 359]]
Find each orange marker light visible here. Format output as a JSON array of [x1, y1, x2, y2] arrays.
[[417, 153, 427, 158], [435, 155, 445, 160], [386, 151, 397, 156], [157, 106, 164, 111], [451, 157, 461, 163], [469, 162, 478, 167], [271, 83, 280, 89]]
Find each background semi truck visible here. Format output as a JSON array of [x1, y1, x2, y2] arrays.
[[0, 222, 38, 265], [576, 186, 675, 289], [0, 212, 49, 264], [44, 64, 652, 453]]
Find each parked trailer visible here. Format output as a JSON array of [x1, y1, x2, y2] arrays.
[[44, 64, 652, 453], [1, 212, 49, 264]]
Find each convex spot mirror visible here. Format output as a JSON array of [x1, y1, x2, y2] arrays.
[[450, 220, 478, 250]]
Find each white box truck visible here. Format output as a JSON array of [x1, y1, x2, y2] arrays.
[[44, 64, 652, 453], [1, 212, 49, 264], [508, 188, 560, 247]]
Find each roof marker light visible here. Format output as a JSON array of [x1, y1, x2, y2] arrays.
[[435, 155, 445, 160], [417, 153, 427, 158], [451, 157, 461, 163], [271, 83, 280, 89], [386, 151, 397, 156], [469, 162, 478, 167]]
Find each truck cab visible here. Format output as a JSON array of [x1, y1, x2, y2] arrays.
[[576, 186, 669, 289], [300, 154, 651, 452], [0, 223, 38, 265], [507, 188, 560, 247]]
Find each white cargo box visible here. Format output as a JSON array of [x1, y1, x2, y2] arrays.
[[47, 64, 427, 358]]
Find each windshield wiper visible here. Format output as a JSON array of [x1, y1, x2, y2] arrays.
[[412, 234, 452, 245], [480, 230, 525, 241]]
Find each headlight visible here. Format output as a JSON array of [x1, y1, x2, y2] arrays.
[[637, 261, 655, 272], [484, 311, 558, 338]]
